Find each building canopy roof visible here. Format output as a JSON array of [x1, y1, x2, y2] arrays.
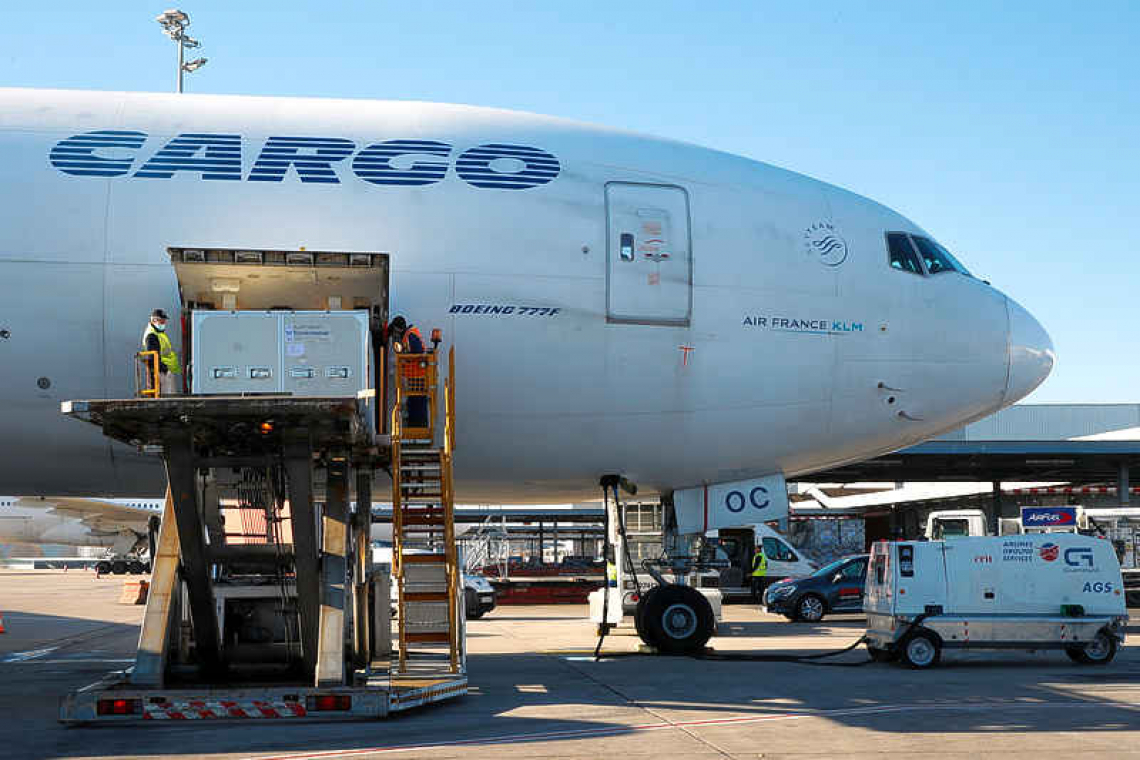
[[805, 404, 1140, 484]]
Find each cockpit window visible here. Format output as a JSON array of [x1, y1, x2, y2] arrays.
[[886, 233, 923, 275], [884, 232, 972, 278], [911, 236, 971, 277]]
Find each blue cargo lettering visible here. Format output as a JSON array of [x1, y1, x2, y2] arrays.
[[51, 131, 561, 189], [352, 140, 451, 186], [49, 130, 147, 177], [455, 143, 560, 190], [1083, 581, 1113, 593], [249, 136, 355, 183], [134, 133, 242, 180]]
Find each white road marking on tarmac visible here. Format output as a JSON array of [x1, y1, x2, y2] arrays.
[[238, 699, 1140, 760], [9, 658, 134, 664], [0, 646, 58, 663]]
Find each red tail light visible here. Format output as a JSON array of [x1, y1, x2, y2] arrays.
[[307, 694, 352, 711], [97, 698, 141, 716]]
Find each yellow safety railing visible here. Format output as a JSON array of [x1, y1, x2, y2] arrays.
[[443, 446, 459, 671], [444, 346, 456, 456], [394, 352, 437, 441], [135, 351, 161, 398], [390, 341, 462, 675]]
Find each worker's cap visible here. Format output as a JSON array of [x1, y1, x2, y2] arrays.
[[389, 316, 407, 331], [151, 309, 169, 320]]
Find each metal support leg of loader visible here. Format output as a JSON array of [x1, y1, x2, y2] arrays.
[[131, 487, 179, 687], [162, 427, 222, 675], [353, 470, 373, 670], [317, 457, 350, 688], [285, 430, 320, 678]]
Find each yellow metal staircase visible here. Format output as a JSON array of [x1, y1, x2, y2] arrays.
[[391, 346, 462, 679]]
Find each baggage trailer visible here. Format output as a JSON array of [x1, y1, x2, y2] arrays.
[[864, 534, 1128, 669], [58, 248, 466, 723]]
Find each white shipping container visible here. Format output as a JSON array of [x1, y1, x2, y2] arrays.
[[191, 310, 372, 397]]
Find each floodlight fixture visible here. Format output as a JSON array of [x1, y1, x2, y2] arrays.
[[155, 9, 206, 93], [155, 9, 189, 36]]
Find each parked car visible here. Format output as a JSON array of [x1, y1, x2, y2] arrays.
[[464, 573, 497, 619], [762, 554, 869, 622]]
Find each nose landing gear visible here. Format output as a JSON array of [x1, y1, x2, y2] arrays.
[[596, 475, 716, 656]]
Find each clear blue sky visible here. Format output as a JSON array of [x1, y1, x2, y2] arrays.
[[3, 2, 1137, 403]]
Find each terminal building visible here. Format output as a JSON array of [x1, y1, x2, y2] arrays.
[[787, 403, 1140, 558]]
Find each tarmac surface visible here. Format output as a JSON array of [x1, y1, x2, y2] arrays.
[[2, 569, 1140, 759]]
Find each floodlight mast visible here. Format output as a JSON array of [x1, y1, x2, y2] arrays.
[[155, 9, 206, 93]]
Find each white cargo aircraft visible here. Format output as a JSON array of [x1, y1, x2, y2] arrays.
[[0, 88, 1054, 520], [0, 494, 441, 560], [0, 496, 159, 565]]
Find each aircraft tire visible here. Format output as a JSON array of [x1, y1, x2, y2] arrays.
[[95, 561, 112, 575], [633, 586, 659, 642], [639, 584, 714, 655], [111, 560, 127, 575], [127, 560, 144, 575]]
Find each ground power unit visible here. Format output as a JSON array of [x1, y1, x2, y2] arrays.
[[864, 534, 1128, 668]]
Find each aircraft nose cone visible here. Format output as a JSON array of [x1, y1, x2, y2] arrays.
[[1006, 297, 1055, 403]]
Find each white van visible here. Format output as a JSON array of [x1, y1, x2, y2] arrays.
[[865, 535, 1128, 668], [712, 524, 817, 600]]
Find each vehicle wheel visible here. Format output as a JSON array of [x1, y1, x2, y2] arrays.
[[111, 560, 127, 575], [639, 584, 714, 655], [95, 561, 112, 575], [1064, 646, 1084, 663], [794, 594, 826, 623], [867, 644, 897, 663], [1072, 631, 1117, 665], [900, 631, 941, 669], [127, 560, 144, 574], [142, 562, 152, 573], [464, 589, 483, 619], [633, 587, 658, 642]]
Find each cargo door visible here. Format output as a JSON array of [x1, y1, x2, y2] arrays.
[[717, 528, 752, 591], [605, 183, 691, 326]]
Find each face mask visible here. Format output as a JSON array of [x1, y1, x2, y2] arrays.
[[153, 321, 166, 332]]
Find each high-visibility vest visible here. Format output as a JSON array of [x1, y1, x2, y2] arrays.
[[403, 326, 424, 353], [398, 327, 426, 379], [751, 550, 768, 577], [143, 324, 181, 374]]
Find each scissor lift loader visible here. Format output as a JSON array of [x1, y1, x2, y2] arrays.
[[59, 248, 464, 723]]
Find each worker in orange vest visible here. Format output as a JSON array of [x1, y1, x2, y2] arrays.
[[389, 316, 428, 429]]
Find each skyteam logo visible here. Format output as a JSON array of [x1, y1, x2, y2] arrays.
[[49, 131, 560, 190], [803, 222, 848, 267]]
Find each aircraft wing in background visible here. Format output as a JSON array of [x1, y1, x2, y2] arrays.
[[14, 496, 156, 534]]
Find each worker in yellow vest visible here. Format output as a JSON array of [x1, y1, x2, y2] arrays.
[[142, 309, 181, 396], [750, 544, 769, 603]]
